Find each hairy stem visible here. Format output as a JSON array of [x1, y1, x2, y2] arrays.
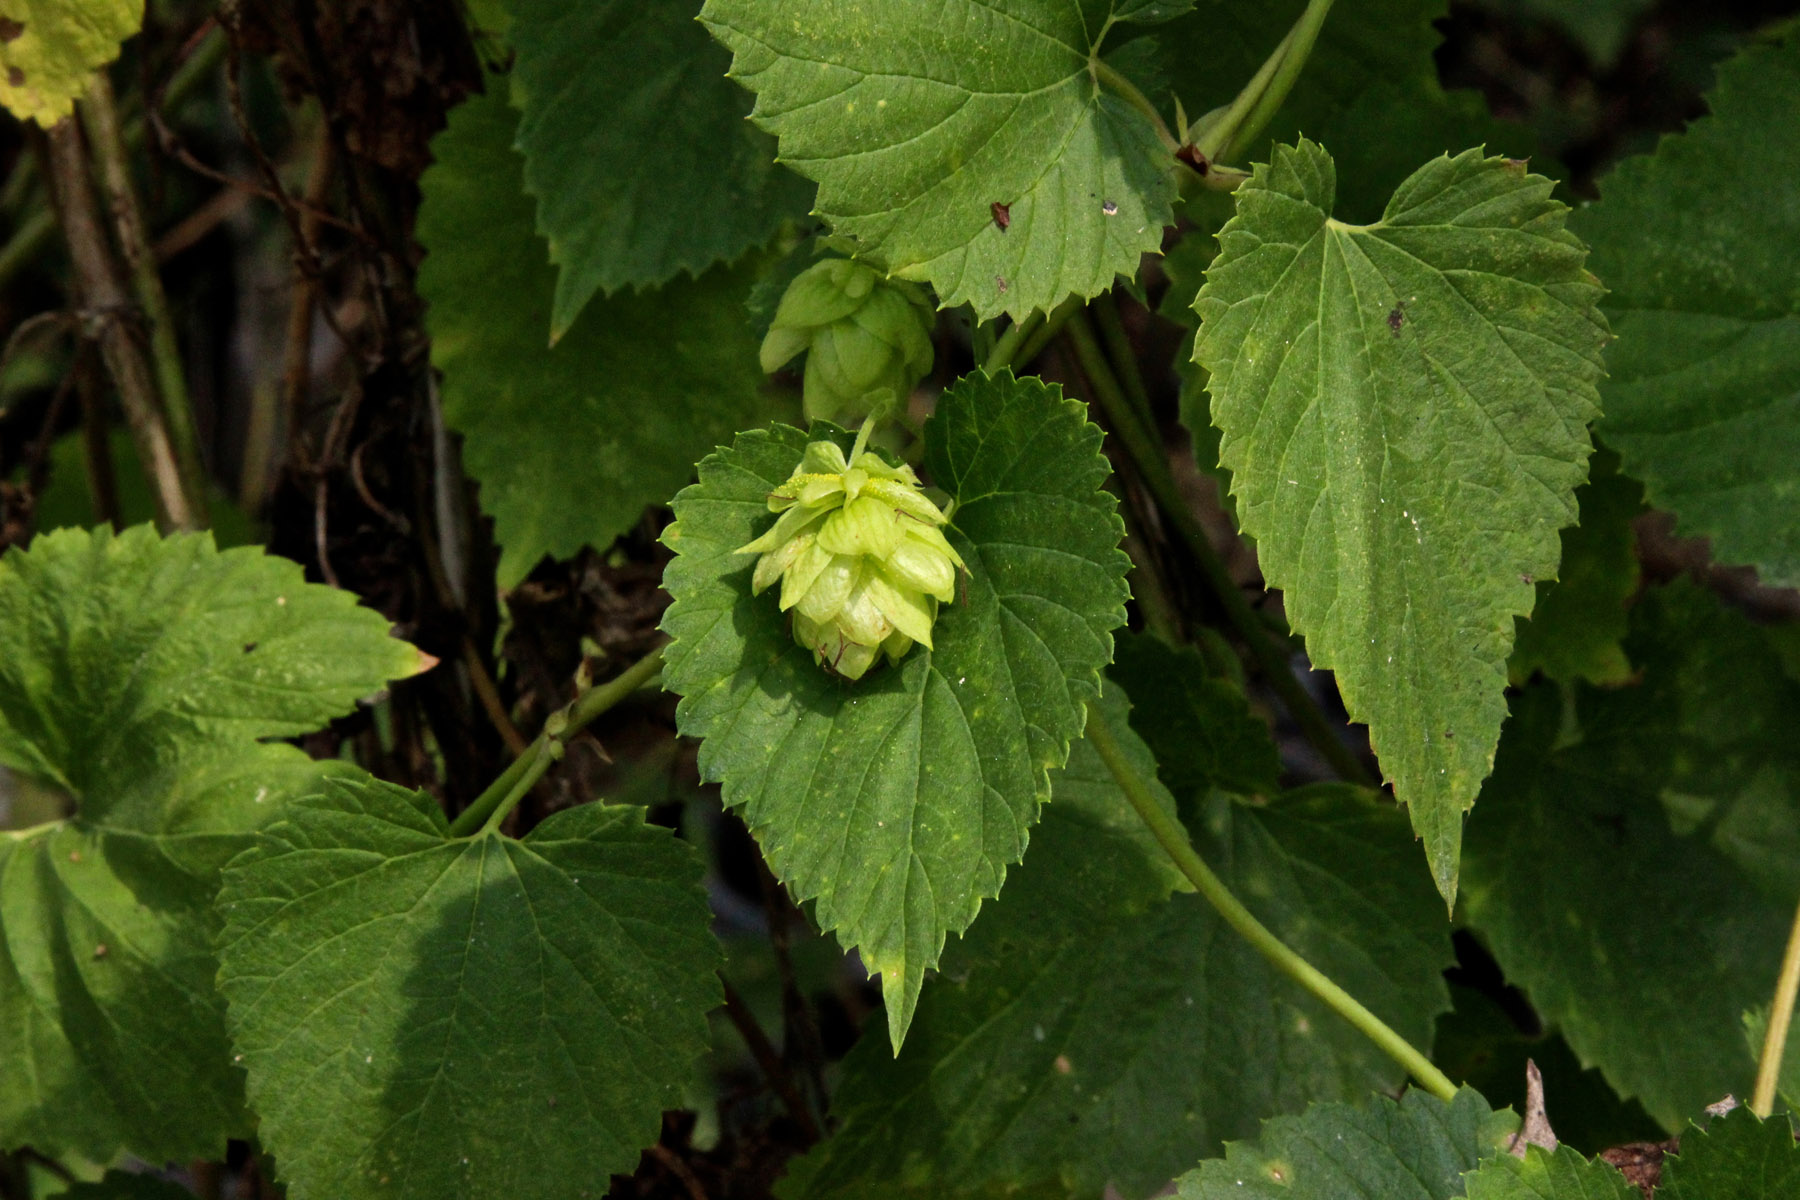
[[1085, 701, 1457, 1101], [1752, 891, 1800, 1116], [81, 72, 210, 526], [1064, 312, 1374, 786], [449, 645, 667, 837], [1194, 0, 1336, 165]]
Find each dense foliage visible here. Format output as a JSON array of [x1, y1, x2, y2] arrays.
[[3, 1, 1800, 1197]]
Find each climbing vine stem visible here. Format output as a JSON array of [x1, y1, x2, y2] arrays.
[[1084, 700, 1459, 1102], [449, 643, 667, 837]]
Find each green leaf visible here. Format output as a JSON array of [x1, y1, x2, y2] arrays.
[[1573, 36, 1800, 587], [0, 0, 142, 125], [1193, 140, 1608, 903], [418, 86, 790, 588], [1659, 1108, 1800, 1200], [1508, 460, 1642, 686], [1462, 582, 1800, 1128], [0, 525, 425, 1164], [214, 774, 721, 1200], [1432, 984, 1662, 1155], [786, 762, 1453, 1198], [659, 369, 1129, 1046], [1171, 1087, 1516, 1199], [508, 0, 813, 338], [698, 0, 1180, 321], [1463, 1145, 1638, 1200], [1111, 631, 1281, 801]]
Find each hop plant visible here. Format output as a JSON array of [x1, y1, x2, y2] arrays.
[[737, 424, 964, 680], [760, 258, 936, 424]]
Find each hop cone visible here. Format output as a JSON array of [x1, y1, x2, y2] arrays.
[[737, 433, 963, 680], [760, 258, 935, 425]]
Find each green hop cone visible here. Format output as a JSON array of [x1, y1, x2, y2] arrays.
[[760, 258, 936, 424], [737, 426, 964, 680]]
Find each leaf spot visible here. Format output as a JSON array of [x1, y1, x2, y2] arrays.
[[991, 201, 1010, 231], [1053, 1054, 1073, 1074], [6, 66, 23, 86], [1387, 304, 1404, 335], [0, 18, 23, 42], [1102, 200, 1118, 216]]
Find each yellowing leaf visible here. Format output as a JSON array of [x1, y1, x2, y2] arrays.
[[0, 0, 143, 125]]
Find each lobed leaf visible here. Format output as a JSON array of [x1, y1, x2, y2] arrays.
[[0, 526, 425, 1164], [659, 369, 1129, 1046], [1193, 139, 1608, 903], [417, 87, 790, 587], [1573, 36, 1800, 587], [214, 774, 721, 1200], [1462, 581, 1800, 1127], [508, 0, 813, 338], [785, 686, 1451, 1200], [699, 0, 1182, 321]]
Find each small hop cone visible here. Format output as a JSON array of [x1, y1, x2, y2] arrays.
[[760, 258, 936, 425], [737, 433, 964, 680]]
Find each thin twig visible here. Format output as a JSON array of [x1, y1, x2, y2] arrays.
[[80, 71, 209, 526], [644, 1144, 708, 1200], [41, 117, 200, 531], [720, 977, 822, 1141]]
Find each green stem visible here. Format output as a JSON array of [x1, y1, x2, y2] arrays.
[[984, 312, 1041, 374], [1752, 891, 1800, 1116], [1091, 292, 1156, 436], [1085, 701, 1457, 1102], [1092, 56, 1179, 151], [1012, 295, 1084, 370], [1194, 0, 1336, 165], [448, 645, 666, 837], [1064, 312, 1374, 787]]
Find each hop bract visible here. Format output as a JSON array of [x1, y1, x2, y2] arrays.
[[760, 258, 935, 425], [737, 433, 964, 680]]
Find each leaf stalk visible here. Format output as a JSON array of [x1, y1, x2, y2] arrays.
[[449, 644, 667, 837], [1193, 0, 1336, 166], [1084, 700, 1457, 1102]]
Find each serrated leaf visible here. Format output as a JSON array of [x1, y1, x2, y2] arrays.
[[508, 0, 813, 337], [1462, 582, 1800, 1128], [786, 747, 1453, 1199], [1193, 139, 1608, 903], [214, 774, 721, 1200], [1111, 631, 1281, 800], [0, 525, 425, 1164], [1172, 1087, 1516, 1199], [1573, 36, 1800, 587], [1463, 1144, 1638, 1200], [659, 369, 1129, 1046], [0, 0, 142, 125], [699, 0, 1180, 321], [418, 87, 790, 588], [1508, 461, 1642, 686], [1659, 1108, 1800, 1200]]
